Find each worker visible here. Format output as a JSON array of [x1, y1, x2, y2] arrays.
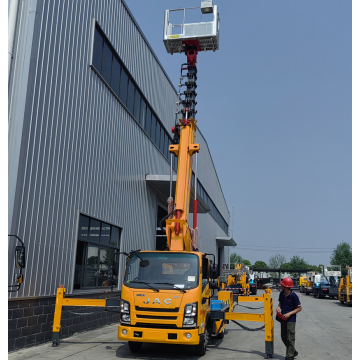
[[276, 277, 302, 360]]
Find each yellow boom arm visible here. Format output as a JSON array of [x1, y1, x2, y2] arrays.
[[166, 118, 199, 251]]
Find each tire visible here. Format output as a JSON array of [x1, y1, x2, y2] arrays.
[[340, 300, 344, 304], [194, 326, 209, 356], [305, 292, 309, 296], [347, 301, 351, 307], [128, 341, 142, 352]]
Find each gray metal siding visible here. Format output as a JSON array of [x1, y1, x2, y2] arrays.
[[9, 0, 229, 299], [196, 130, 230, 225]]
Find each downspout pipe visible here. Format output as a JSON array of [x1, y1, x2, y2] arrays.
[[8, 0, 19, 82]]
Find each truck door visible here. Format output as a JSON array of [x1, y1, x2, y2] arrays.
[[200, 257, 211, 331]]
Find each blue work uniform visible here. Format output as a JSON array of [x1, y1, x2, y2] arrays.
[[278, 290, 301, 359], [278, 290, 301, 322]]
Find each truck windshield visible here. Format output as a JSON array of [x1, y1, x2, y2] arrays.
[[124, 252, 199, 291]]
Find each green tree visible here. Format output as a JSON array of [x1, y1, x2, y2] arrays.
[[269, 253, 286, 277], [253, 261, 268, 269], [330, 241, 352, 276], [230, 253, 243, 269], [280, 262, 292, 269], [243, 260, 251, 267], [308, 264, 322, 273], [287, 255, 309, 278]]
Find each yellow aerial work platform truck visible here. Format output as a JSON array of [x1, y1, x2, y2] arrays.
[[51, 2, 274, 357], [221, 263, 251, 299]]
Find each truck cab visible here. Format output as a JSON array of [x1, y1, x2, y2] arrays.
[[299, 277, 306, 293], [118, 251, 215, 354]]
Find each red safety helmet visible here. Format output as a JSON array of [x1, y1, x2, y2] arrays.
[[280, 277, 294, 288]]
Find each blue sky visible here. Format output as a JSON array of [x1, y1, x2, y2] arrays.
[[126, 0, 352, 266]]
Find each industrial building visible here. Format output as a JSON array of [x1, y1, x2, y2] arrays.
[[8, 0, 234, 350]]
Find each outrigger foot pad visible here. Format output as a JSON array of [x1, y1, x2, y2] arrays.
[[264, 341, 274, 358], [52, 332, 60, 347]]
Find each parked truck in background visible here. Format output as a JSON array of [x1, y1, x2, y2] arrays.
[[338, 266, 352, 306], [299, 275, 311, 293], [312, 265, 341, 299], [221, 264, 251, 301], [303, 272, 315, 295]]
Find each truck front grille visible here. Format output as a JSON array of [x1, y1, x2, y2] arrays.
[[135, 322, 178, 329], [136, 315, 177, 320], [135, 306, 180, 313]]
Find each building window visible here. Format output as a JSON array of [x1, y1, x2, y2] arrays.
[[91, 22, 174, 166], [134, 90, 141, 122], [145, 106, 152, 135], [74, 214, 121, 290], [119, 68, 128, 105], [111, 57, 121, 97], [127, 79, 135, 115], [102, 41, 113, 85], [92, 27, 103, 73], [150, 113, 157, 143]]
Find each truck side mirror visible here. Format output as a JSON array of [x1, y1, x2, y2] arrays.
[[111, 252, 120, 276], [211, 264, 218, 279], [209, 280, 218, 289], [112, 260, 119, 276], [15, 246, 25, 269]]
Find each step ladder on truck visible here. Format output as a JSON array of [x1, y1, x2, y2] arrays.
[[51, 2, 274, 357]]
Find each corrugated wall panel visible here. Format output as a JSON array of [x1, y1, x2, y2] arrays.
[[9, 0, 230, 299]]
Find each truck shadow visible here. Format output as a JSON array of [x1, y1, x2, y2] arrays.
[[332, 301, 352, 308], [301, 295, 338, 301], [115, 342, 204, 359], [114, 338, 280, 359]]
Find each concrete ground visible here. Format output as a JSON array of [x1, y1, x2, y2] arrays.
[[8, 290, 352, 360]]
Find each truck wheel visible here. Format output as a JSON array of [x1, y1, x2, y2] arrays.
[[305, 292, 309, 296], [128, 341, 142, 352], [194, 326, 209, 356], [347, 301, 351, 307], [340, 300, 344, 304]]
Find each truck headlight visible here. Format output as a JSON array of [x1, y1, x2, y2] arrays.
[[120, 299, 130, 325], [183, 302, 197, 328], [121, 313, 130, 322]]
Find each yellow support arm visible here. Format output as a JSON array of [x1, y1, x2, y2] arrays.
[[225, 312, 264, 322], [218, 291, 274, 356], [52, 287, 119, 346]]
